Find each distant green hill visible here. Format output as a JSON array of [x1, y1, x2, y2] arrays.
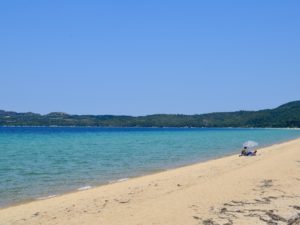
[[1, 101, 300, 127]]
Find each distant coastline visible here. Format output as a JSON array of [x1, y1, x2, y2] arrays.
[[1, 101, 300, 127], [1, 125, 300, 130]]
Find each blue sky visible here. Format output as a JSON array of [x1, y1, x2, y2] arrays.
[[0, 1, 299, 115]]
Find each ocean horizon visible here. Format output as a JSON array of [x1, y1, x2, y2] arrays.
[[1, 127, 300, 207]]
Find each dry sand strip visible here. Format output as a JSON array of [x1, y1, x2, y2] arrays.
[[1, 138, 300, 225]]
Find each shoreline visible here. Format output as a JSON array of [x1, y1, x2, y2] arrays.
[[1, 136, 300, 210], [1, 138, 300, 224]]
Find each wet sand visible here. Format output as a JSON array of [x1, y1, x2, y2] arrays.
[[1, 138, 300, 225]]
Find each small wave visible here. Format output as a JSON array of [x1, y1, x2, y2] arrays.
[[37, 195, 57, 200], [77, 185, 92, 191], [117, 178, 129, 182], [108, 178, 129, 184]]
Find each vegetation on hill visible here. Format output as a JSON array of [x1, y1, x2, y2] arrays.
[[0, 101, 300, 127]]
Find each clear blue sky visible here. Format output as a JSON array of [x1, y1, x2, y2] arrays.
[[0, 1, 299, 115]]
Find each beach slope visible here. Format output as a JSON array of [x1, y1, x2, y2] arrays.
[[1, 139, 300, 225]]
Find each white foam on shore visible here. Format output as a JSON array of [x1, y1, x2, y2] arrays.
[[77, 185, 92, 191], [117, 178, 129, 182], [108, 178, 129, 184], [37, 195, 57, 200]]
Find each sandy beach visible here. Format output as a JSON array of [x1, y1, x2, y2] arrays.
[[1, 139, 300, 225]]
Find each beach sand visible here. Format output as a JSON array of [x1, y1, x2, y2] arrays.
[[1, 139, 300, 225]]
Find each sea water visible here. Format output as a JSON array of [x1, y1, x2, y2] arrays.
[[1, 127, 300, 207]]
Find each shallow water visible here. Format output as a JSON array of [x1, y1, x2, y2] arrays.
[[1, 127, 300, 207]]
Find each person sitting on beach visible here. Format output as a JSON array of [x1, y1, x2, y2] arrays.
[[240, 147, 257, 156], [240, 146, 248, 156]]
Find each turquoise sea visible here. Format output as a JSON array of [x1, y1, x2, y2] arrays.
[[1, 127, 300, 207]]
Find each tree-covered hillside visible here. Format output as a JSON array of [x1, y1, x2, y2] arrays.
[[0, 101, 300, 127]]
